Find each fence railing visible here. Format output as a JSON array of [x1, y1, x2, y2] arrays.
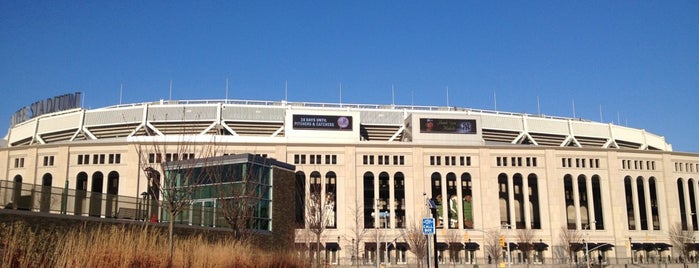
[[0, 180, 239, 229]]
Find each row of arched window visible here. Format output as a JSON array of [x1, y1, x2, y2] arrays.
[[292, 170, 699, 232], [564, 174, 604, 230], [12, 171, 120, 217], [677, 177, 699, 230], [624, 176, 660, 230]]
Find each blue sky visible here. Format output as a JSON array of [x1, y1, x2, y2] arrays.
[[1, 1, 697, 152]]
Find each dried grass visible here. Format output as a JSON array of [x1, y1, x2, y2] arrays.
[[0, 222, 304, 268]]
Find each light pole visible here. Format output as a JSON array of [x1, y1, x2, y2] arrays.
[[503, 223, 511, 268], [351, 238, 356, 267], [375, 199, 380, 268], [629, 237, 633, 264], [584, 221, 595, 268]]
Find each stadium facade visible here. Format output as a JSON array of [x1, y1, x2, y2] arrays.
[[2, 95, 698, 265]]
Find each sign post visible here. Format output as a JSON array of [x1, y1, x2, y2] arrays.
[[422, 217, 435, 235]]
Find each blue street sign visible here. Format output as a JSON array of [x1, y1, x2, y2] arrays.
[[422, 217, 435, 235]]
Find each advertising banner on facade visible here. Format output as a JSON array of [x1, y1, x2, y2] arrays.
[[419, 118, 476, 134], [292, 114, 353, 131]]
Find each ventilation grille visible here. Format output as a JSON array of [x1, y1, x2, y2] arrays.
[[482, 129, 519, 143], [529, 132, 567, 146], [361, 125, 402, 141], [227, 121, 284, 136]]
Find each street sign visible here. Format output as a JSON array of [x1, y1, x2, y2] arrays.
[[422, 217, 435, 235]]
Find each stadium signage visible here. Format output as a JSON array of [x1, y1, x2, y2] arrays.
[[420, 118, 477, 134], [10, 92, 82, 127], [292, 114, 352, 131]]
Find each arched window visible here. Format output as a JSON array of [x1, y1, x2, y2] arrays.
[[394, 172, 405, 228], [12, 175, 22, 208], [498, 173, 510, 226], [446, 172, 458, 229], [461, 173, 473, 229], [649, 177, 659, 230], [89, 171, 104, 217], [636, 177, 648, 230], [325, 171, 337, 229], [678, 178, 688, 230], [513, 173, 525, 229], [431, 172, 443, 228], [105, 171, 119, 218], [591, 175, 604, 230], [75, 172, 88, 216], [363, 172, 375, 228], [624, 176, 635, 230], [528, 174, 541, 229], [578, 175, 589, 227], [295, 171, 306, 228], [40, 173, 53, 212], [564, 174, 575, 229], [378, 172, 390, 228], [689, 179, 698, 231]]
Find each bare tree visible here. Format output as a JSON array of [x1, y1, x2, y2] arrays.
[[305, 190, 336, 267], [207, 154, 267, 242], [346, 198, 369, 267], [558, 226, 582, 264], [669, 222, 694, 266], [484, 229, 503, 265], [444, 229, 462, 264], [402, 221, 428, 268], [135, 135, 218, 265], [517, 228, 535, 267]]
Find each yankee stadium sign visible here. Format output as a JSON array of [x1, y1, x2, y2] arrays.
[[10, 92, 82, 127]]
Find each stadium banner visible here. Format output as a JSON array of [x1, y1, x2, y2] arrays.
[[11, 92, 82, 126], [292, 114, 353, 131], [420, 118, 477, 134]]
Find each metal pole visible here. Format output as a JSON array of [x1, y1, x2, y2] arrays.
[[585, 238, 589, 268], [431, 201, 439, 268], [376, 199, 379, 268], [506, 225, 511, 268], [427, 234, 431, 268]]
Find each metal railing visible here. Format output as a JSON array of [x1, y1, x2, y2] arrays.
[[0, 180, 242, 229]]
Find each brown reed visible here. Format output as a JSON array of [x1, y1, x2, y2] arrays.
[[0, 222, 305, 268]]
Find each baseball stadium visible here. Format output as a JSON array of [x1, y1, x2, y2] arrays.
[[1, 92, 698, 267]]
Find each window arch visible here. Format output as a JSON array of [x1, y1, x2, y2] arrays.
[[75, 172, 88, 216], [591, 175, 604, 230], [578, 175, 589, 227], [513, 173, 525, 229], [624, 176, 635, 230], [461, 173, 473, 229], [394, 172, 405, 229], [564, 174, 575, 229], [105, 171, 119, 218], [498, 173, 510, 226], [636, 176, 648, 230], [12, 175, 22, 208], [363, 172, 375, 228], [649, 177, 659, 230], [528, 173, 541, 229], [431, 172, 444, 228], [446, 172, 458, 229], [325, 171, 337, 229], [678, 178, 688, 230], [378, 172, 390, 228], [40, 173, 53, 212], [89, 171, 104, 217], [689, 179, 698, 231]]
